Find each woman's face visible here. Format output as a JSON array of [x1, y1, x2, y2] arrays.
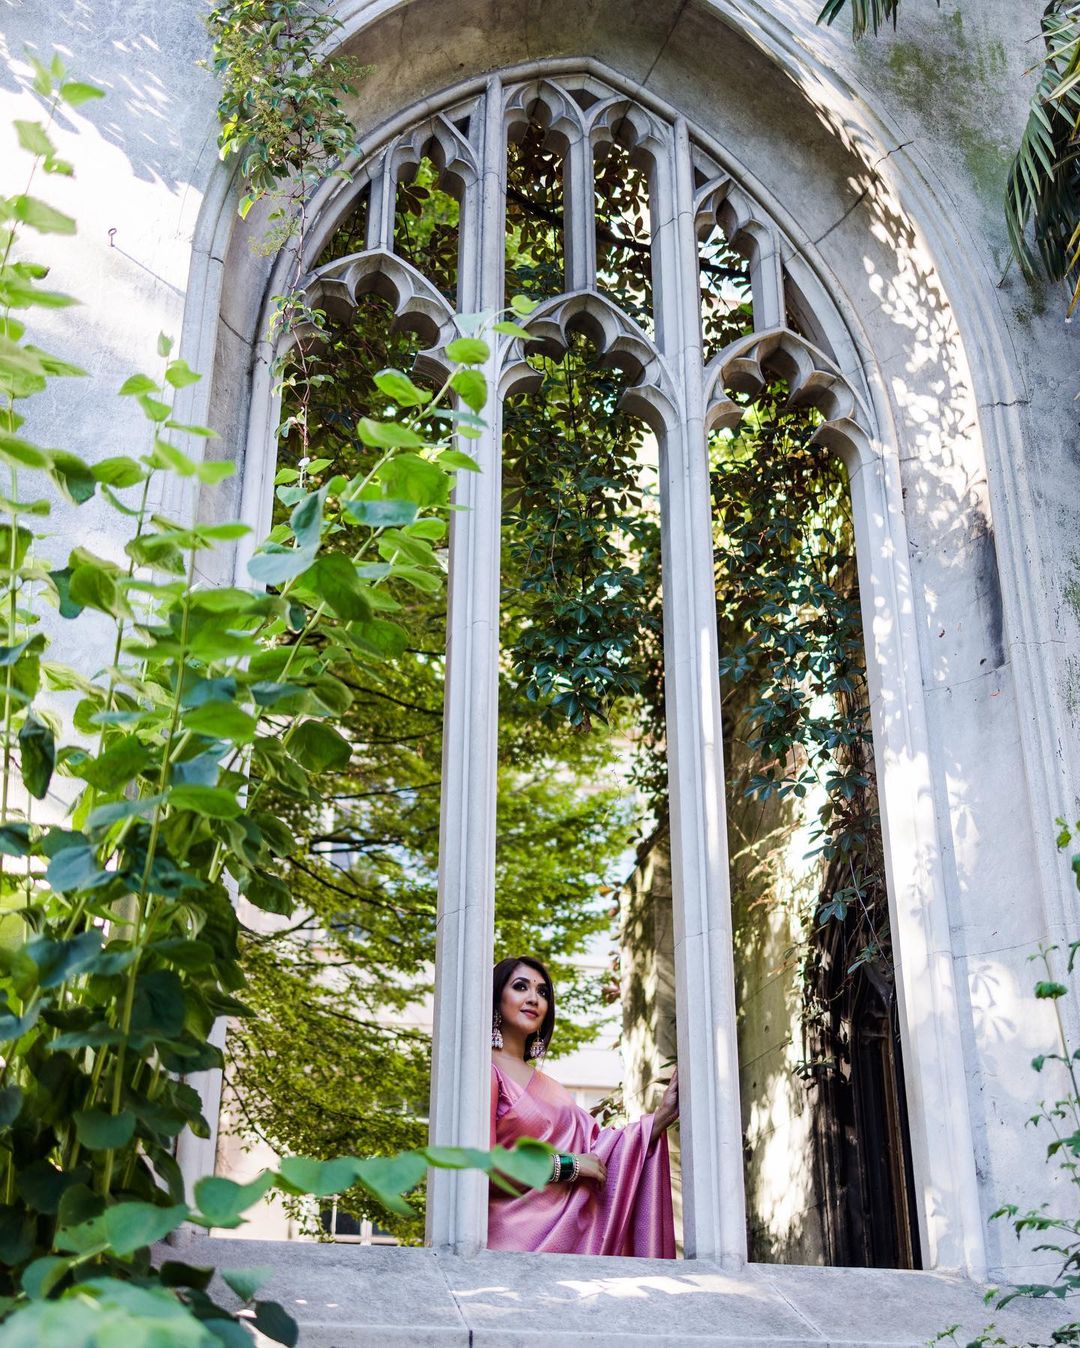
[[499, 962, 550, 1040]]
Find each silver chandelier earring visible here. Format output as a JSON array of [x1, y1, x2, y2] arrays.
[[530, 1037, 545, 1060], [491, 1011, 503, 1049]]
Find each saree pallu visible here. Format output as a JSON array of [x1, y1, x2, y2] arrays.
[[488, 1061, 675, 1257]]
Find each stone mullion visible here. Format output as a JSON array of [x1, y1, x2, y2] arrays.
[[425, 74, 505, 1257], [364, 151, 397, 252], [652, 115, 748, 1265], [564, 130, 596, 293]]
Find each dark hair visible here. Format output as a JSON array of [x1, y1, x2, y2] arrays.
[[492, 955, 556, 1061]]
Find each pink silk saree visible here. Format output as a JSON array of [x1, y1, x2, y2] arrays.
[[488, 1060, 675, 1258]]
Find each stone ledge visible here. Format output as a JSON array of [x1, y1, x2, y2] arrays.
[[165, 1234, 1067, 1346]]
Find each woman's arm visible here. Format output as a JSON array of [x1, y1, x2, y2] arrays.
[[651, 1067, 679, 1134]]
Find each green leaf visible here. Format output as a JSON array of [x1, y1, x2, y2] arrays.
[[377, 453, 451, 506], [18, 712, 54, 799], [491, 1139, 553, 1189], [73, 1108, 136, 1150], [347, 617, 408, 659], [118, 373, 157, 396], [343, 497, 419, 527], [86, 793, 164, 829], [289, 485, 328, 550], [276, 1155, 361, 1197], [193, 1171, 274, 1228], [354, 1152, 427, 1215], [386, 563, 441, 593], [221, 1266, 273, 1302], [0, 1003, 40, 1042], [14, 121, 54, 157], [450, 368, 487, 412], [510, 294, 539, 315], [0, 523, 33, 568], [0, 428, 49, 469], [60, 80, 105, 107], [253, 1300, 299, 1348], [138, 392, 171, 422], [1, 636, 45, 669], [16, 1160, 86, 1215], [247, 545, 317, 587], [0, 1085, 23, 1127], [68, 554, 132, 620], [196, 458, 234, 484], [492, 320, 533, 340], [183, 701, 258, 744], [0, 1205, 37, 1264], [71, 735, 152, 791], [157, 333, 174, 357], [104, 1201, 188, 1256], [0, 822, 31, 857], [169, 784, 241, 818], [288, 720, 352, 772], [92, 455, 146, 487], [45, 838, 108, 892], [1035, 980, 1069, 999], [48, 449, 97, 504], [245, 870, 294, 916], [404, 518, 447, 540], [131, 969, 185, 1037], [164, 358, 201, 389], [373, 368, 431, 407], [26, 927, 101, 992], [12, 195, 76, 235], [21, 1254, 73, 1300], [48, 567, 83, 618], [356, 417, 425, 449], [446, 336, 490, 364], [302, 552, 372, 620]]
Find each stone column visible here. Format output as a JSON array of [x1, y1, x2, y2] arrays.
[[564, 119, 595, 293], [651, 116, 747, 1265], [425, 75, 505, 1256]]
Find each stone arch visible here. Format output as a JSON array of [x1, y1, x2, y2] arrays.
[[175, 1, 1072, 1284], [500, 289, 677, 433]]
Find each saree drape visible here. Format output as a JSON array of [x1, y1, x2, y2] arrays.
[[488, 1060, 675, 1257]]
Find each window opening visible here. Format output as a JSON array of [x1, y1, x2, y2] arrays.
[[495, 328, 679, 1253], [316, 184, 370, 266], [594, 139, 653, 335], [216, 73, 936, 1269], [505, 116, 566, 306], [708, 384, 917, 1268], [698, 222, 755, 365], [222, 197, 452, 1242], [394, 153, 461, 304]]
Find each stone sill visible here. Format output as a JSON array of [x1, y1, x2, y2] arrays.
[[166, 1234, 1067, 1346]]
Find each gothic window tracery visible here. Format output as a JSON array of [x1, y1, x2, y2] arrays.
[[268, 70, 935, 1266]]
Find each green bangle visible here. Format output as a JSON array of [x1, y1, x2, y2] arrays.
[[557, 1153, 575, 1183]]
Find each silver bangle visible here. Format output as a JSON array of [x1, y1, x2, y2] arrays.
[[569, 1154, 580, 1184], [550, 1153, 561, 1183]]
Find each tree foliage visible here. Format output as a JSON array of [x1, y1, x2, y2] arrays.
[[221, 176, 632, 1239]]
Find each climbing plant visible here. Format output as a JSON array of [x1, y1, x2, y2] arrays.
[[0, 58, 549, 1342], [710, 396, 880, 948]]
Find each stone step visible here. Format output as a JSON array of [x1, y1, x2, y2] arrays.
[[169, 1235, 1065, 1347]]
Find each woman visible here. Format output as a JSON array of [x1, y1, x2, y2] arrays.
[[489, 955, 677, 1258]]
